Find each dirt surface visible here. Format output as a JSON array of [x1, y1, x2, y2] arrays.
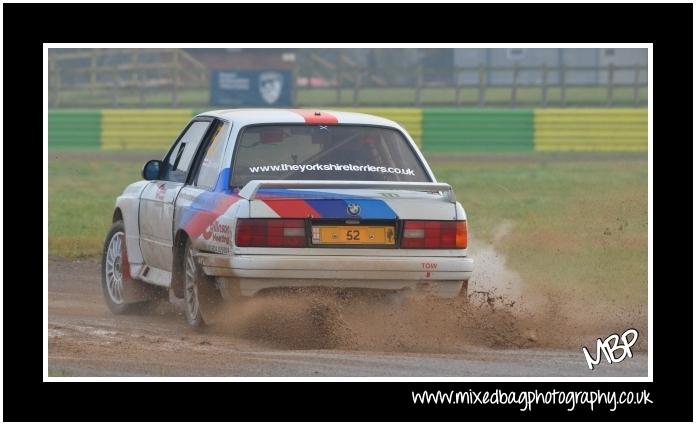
[[48, 257, 648, 377]]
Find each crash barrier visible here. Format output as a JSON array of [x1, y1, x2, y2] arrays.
[[47, 110, 101, 149], [48, 108, 647, 152], [533, 108, 648, 152], [423, 108, 535, 152]]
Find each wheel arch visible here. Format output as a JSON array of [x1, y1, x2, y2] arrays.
[[114, 186, 146, 269], [112, 207, 123, 223]]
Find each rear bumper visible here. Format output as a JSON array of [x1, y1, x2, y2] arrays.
[[196, 253, 474, 298]]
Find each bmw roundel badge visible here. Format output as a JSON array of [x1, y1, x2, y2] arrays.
[[347, 203, 361, 216]]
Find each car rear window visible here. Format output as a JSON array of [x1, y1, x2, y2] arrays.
[[230, 125, 431, 187]]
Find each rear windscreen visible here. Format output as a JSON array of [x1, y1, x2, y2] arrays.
[[230, 125, 431, 187]]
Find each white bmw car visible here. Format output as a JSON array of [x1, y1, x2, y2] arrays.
[[102, 109, 474, 327]]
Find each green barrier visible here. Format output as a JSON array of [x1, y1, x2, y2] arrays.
[[48, 110, 101, 149], [47, 107, 648, 152], [422, 108, 534, 152]]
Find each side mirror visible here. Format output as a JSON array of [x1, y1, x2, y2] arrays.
[[142, 160, 162, 181]]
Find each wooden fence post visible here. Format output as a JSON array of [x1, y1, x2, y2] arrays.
[[335, 61, 342, 105], [415, 64, 423, 107], [511, 63, 519, 107], [111, 64, 119, 107], [607, 63, 614, 107], [49, 55, 62, 107], [541, 63, 548, 107], [352, 70, 362, 107], [172, 50, 179, 107], [560, 63, 566, 107], [90, 49, 97, 97], [477, 64, 485, 107], [633, 63, 640, 107], [455, 67, 462, 107], [134, 51, 145, 106]]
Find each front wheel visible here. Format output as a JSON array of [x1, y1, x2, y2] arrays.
[[101, 221, 155, 314]]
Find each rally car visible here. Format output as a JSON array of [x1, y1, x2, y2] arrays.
[[101, 109, 474, 327]]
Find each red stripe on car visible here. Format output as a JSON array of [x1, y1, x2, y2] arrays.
[[186, 195, 240, 238], [288, 109, 339, 124], [262, 199, 322, 218]]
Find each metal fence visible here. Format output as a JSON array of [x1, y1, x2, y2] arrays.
[[48, 49, 648, 108], [299, 64, 647, 108], [48, 49, 208, 107]]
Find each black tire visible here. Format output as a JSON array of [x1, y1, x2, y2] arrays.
[[101, 221, 148, 314], [182, 238, 222, 328]]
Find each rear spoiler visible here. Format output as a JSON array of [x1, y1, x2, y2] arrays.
[[238, 180, 456, 203]]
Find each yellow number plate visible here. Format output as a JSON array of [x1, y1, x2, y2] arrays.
[[312, 226, 396, 245]]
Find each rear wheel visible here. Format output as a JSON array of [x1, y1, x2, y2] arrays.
[[182, 239, 223, 328], [183, 241, 204, 327]]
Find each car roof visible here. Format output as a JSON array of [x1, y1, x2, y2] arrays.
[[195, 109, 402, 129]]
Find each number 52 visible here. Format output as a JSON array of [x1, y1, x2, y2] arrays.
[[346, 230, 360, 240]]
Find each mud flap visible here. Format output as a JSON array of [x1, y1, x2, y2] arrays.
[[120, 241, 161, 304], [197, 274, 225, 325], [459, 280, 469, 302]]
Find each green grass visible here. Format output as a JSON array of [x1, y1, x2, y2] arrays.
[[48, 153, 163, 257], [50, 86, 648, 108], [48, 152, 647, 302]]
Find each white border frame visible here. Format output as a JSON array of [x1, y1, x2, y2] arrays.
[[43, 43, 653, 382]]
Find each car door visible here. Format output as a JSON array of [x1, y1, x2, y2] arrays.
[[139, 118, 214, 271], [174, 120, 236, 254]]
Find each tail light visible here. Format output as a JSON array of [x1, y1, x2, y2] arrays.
[[235, 219, 307, 247], [401, 220, 467, 249]]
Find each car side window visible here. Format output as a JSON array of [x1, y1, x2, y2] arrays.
[[161, 120, 211, 183], [195, 121, 231, 190]]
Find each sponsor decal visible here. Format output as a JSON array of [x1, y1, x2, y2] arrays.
[[248, 163, 416, 176], [423, 262, 437, 278], [202, 244, 230, 255], [201, 220, 232, 245], [219, 72, 249, 90], [155, 183, 166, 201]]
